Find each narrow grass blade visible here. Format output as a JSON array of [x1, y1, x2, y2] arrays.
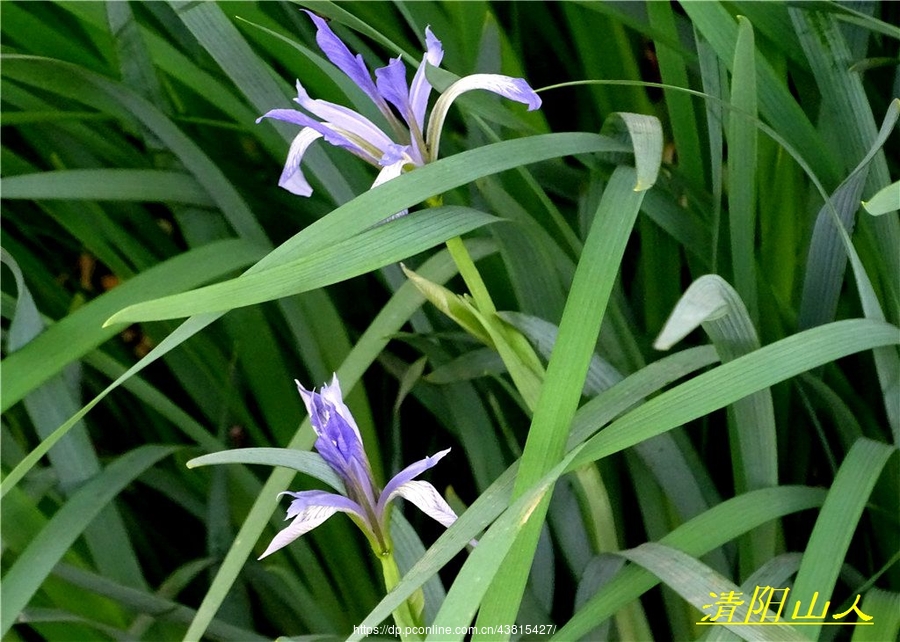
[[476, 163, 654, 634], [696, 28, 730, 272], [655, 274, 777, 572], [0, 445, 178, 636], [787, 438, 895, 641], [619, 543, 805, 641], [556, 487, 826, 640], [799, 101, 899, 330], [0, 169, 213, 205], [572, 319, 898, 469], [187, 448, 343, 492], [852, 589, 900, 642], [728, 17, 759, 323], [391, 514, 446, 626], [107, 207, 497, 324], [790, 5, 900, 303], [646, 1, 704, 187], [797, 100, 900, 439], [499, 311, 622, 395], [862, 180, 899, 216], [3, 251, 147, 590], [51, 563, 267, 641]]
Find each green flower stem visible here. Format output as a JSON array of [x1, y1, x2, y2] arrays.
[[380, 550, 424, 640], [445, 236, 496, 315]]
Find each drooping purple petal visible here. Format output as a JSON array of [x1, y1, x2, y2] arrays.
[[375, 57, 411, 123], [389, 480, 458, 528], [275, 128, 322, 196], [259, 490, 367, 559], [257, 108, 356, 152], [409, 26, 444, 132], [378, 448, 450, 515], [302, 10, 389, 114]]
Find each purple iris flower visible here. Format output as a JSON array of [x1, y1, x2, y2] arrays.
[[257, 11, 542, 198], [259, 375, 458, 559]]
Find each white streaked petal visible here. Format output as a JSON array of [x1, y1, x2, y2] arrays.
[[389, 480, 458, 528], [378, 448, 450, 515], [371, 157, 408, 189], [426, 73, 542, 162], [294, 81, 394, 159], [279, 128, 323, 196], [259, 491, 366, 559]]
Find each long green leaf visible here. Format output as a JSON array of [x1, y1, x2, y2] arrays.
[[475, 163, 654, 635], [3, 251, 148, 591], [187, 448, 343, 492], [681, 2, 840, 188], [51, 563, 267, 642], [105, 207, 497, 323], [2, 54, 271, 246], [0, 169, 213, 205], [727, 17, 759, 323], [557, 487, 826, 640], [572, 319, 898, 468], [787, 437, 895, 641], [619, 543, 804, 641], [790, 5, 900, 307], [852, 589, 900, 642], [0, 445, 178, 636], [655, 274, 777, 572]]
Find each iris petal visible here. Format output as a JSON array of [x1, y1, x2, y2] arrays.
[[296, 379, 378, 508], [318, 374, 362, 442], [426, 73, 542, 162], [375, 57, 411, 123], [409, 27, 444, 132], [371, 157, 411, 221], [258, 108, 358, 152], [259, 491, 367, 559], [294, 81, 393, 162], [302, 10, 388, 114], [276, 128, 323, 196], [389, 480, 458, 528], [378, 448, 450, 515]]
